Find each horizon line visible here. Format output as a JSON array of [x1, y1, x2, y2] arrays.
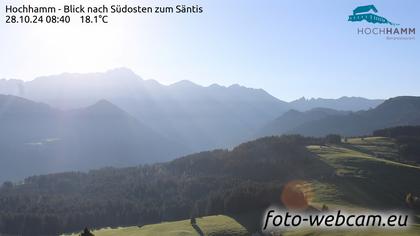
[[0, 67, 397, 102]]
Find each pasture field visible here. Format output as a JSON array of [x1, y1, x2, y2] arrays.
[[66, 215, 250, 236]]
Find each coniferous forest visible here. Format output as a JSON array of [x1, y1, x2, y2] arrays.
[[0, 136, 333, 235]]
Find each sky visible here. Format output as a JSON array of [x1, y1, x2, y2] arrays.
[[0, 0, 419, 101]]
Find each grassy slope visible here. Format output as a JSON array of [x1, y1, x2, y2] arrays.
[[307, 137, 420, 209], [67, 215, 248, 236], [285, 137, 420, 236], [67, 137, 420, 236]]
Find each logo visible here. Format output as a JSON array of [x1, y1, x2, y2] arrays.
[[348, 5, 398, 25], [347, 4, 415, 40]]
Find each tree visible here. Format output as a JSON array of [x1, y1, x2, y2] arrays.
[[325, 134, 342, 144], [0, 136, 331, 235], [190, 217, 196, 225], [1, 181, 13, 190], [80, 227, 94, 236]]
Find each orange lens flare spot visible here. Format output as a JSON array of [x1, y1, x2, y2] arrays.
[[281, 180, 312, 210]]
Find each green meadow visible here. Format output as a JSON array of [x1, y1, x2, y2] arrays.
[[67, 215, 249, 236]]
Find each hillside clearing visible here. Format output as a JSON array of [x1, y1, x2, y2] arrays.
[[65, 215, 250, 236]]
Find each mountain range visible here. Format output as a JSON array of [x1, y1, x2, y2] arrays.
[[1, 69, 288, 152], [257, 108, 350, 137], [289, 96, 384, 111], [0, 94, 185, 181], [257, 96, 420, 137], [0, 68, 384, 151], [1, 68, 419, 181], [286, 96, 420, 137]]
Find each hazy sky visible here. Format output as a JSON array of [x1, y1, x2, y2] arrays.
[[1, 0, 419, 101]]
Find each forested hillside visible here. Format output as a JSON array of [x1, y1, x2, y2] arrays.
[[373, 126, 420, 163], [0, 136, 333, 236]]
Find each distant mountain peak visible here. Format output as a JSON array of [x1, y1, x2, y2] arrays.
[[283, 109, 300, 115], [0, 94, 53, 114], [107, 67, 134, 73], [31, 68, 142, 85], [0, 78, 23, 82], [170, 80, 200, 88], [103, 67, 143, 83], [92, 99, 115, 106], [83, 99, 125, 115], [228, 84, 243, 89], [376, 96, 420, 110], [208, 83, 224, 89], [290, 96, 384, 112], [384, 96, 419, 102], [106, 67, 137, 77]]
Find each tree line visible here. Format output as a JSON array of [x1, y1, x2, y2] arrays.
[[373, 126, 420, 163], [0, 135, 335, 235]]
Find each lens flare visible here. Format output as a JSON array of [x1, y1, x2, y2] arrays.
[[281, 180, 313, 210]]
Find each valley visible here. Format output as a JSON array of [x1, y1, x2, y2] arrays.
[[0, 70, 419, 183], [0, 70, 419, 235], [1, 132, 420, 235]]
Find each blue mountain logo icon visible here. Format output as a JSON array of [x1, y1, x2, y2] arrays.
[[348, 5, 398, 25]]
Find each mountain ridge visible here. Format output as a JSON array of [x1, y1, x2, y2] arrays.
[[0, 69, 384, 108], [257, 107, 350, 137], [0, 69, 390, 153], [289, 96, 384, 111], [287, 96, 420, 137], [0, 95, 187, 182]]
